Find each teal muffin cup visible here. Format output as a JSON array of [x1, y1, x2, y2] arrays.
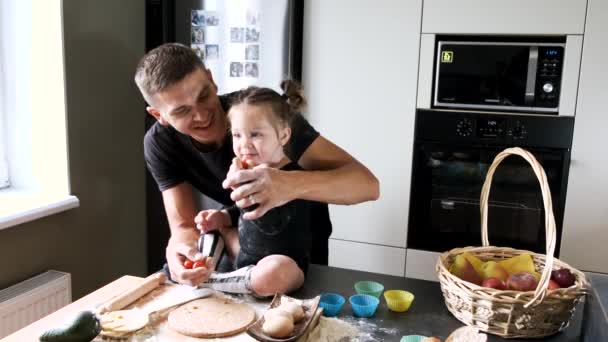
[[354, 280, 384, 298], [349, 294, 380, 318], [400, 335, 428, 342]]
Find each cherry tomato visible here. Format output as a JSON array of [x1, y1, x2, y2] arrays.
[[183, 259, 194, 269], [241, 159, 249, 169], [193, 260, 206, 269]]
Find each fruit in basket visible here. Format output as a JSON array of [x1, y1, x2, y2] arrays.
[[462, 252, 484, 276], [481, 277, 507, 290], [548, 279, 561, 290], [480, 261, 509, 281], [506, 272, 539, 291], [551, 268, 576, 287], [498, 253, 536, 275], [449, 255, 482, 285]]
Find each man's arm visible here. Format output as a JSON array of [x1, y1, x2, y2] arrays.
[[224, 135, 379, 219], [161, 182, 211, 286], [294, 135, 379, 203]]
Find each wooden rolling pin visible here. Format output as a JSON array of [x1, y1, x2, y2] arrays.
[[97, 272, 166, 314]]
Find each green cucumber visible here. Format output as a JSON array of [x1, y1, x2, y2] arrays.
[[39, 310, 100, 342]]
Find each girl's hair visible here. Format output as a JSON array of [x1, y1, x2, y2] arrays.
[[229, 80, 307, 131]]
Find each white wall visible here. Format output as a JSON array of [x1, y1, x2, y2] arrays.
[[560, 0, 608, 273]]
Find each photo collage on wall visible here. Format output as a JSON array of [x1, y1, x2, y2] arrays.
[[229, 8, 260, 78], [190, 10, 220, 61]]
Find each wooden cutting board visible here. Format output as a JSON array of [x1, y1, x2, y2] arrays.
[[167, 297, 256, 338]]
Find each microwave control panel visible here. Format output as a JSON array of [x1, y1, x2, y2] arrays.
[[535, 46, 564, 108]]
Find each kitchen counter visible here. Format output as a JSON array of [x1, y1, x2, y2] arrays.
[[583, 272, 608, 342], [5, 265, 587, 341], [294, 264, 584, 341]]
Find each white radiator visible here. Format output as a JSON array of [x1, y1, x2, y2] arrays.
[[0, 270, 71, 338]]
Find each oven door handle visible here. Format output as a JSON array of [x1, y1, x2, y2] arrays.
[[440, 200, 455, 210], [525, 46, 539, 105]]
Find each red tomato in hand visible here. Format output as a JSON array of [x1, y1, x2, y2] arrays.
[[193, 260, 206, 269], [183, 259, 194, 269], [241, 159, 249, 169]]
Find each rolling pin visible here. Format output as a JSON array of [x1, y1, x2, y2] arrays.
[[97, 272, 166, 314]]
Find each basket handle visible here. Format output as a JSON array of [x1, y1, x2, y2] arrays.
[[480, 147, 555, 307]]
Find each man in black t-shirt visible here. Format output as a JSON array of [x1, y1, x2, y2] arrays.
[[134, 43, 379, 292]]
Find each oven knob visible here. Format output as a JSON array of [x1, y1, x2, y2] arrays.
[[456, 119, 473, 137], [542, 82, 554, 94], [512, 124, 527, 140]]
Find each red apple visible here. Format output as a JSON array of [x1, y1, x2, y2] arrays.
[[481, 277, 507, 290], [551, 268, 576, 288], [507, 272, 539, 291], [548, 279, 561, 290]]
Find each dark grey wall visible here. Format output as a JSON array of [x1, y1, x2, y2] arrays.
[[0, 0, 147, 299]]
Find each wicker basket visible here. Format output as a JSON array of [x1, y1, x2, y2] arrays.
[[436, 147, 588, 338]]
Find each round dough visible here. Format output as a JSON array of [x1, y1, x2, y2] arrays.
[[263, 308, 293, 323], [279, 301, 305, 322], [168, 297, 256, 338], [262, 315, 294, 338]]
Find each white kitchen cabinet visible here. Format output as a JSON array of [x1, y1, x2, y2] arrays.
[[329, 239, 406, 277], [560, 0, 608, 274], [302, 0, 422, 270], [405, 249, 441, 282], [422, 0, 587, 35]]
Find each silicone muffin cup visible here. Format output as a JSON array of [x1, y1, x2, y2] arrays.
[[349, 294, 380, 318], [400, 335, 428, 342], [384, 290, 415, 312], [354, 280, 384, 298], [319, 293, 345, 317]]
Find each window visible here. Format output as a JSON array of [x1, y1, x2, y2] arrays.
[[0, 0, 79, 229], [0, 5, 8, 189]]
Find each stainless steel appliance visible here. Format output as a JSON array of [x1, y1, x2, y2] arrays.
[[405, 109, 574, 281], [433, 37, 566, 114]]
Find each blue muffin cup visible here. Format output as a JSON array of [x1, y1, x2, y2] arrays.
[[319, 293, 345, 317], [349, 294, 380, 318]]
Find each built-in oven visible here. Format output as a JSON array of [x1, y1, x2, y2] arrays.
[[405, 109, 574, 281], [433, 37, 566, 114]]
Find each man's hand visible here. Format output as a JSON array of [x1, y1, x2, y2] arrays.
[[195, 209, 228, 233], [222, 163, 294, 220], [165, 238, 214, 286]]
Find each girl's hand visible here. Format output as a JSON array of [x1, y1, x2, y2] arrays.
[[194, 209, 226, 233]]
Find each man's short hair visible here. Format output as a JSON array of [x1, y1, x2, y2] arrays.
[[134, 43, 205, 105]]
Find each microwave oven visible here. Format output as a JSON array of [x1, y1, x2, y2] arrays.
[[433, 39, 566, 114]]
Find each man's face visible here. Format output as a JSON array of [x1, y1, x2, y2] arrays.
[[148, 68, 228, 148]]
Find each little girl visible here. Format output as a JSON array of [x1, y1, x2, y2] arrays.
[[194, 80, 313, 295]]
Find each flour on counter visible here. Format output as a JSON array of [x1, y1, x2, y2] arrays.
[[305, 317, 359, 342]]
